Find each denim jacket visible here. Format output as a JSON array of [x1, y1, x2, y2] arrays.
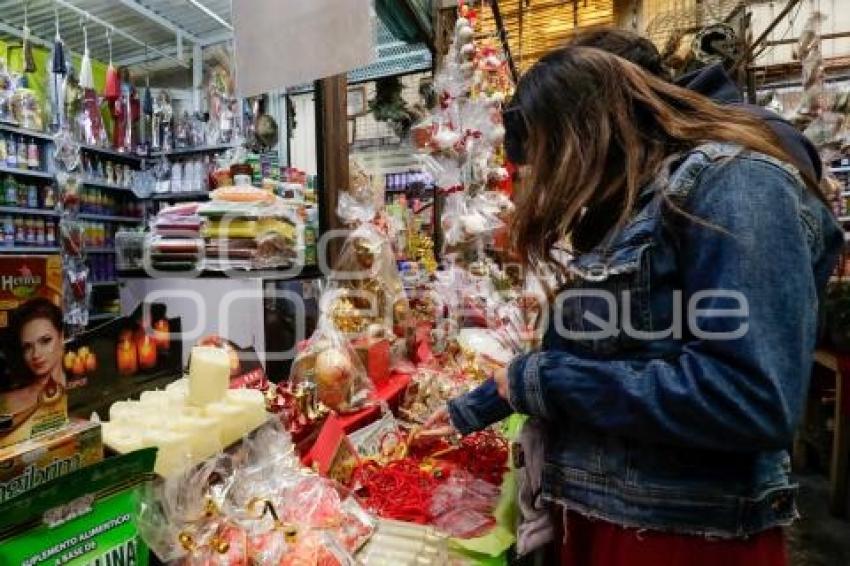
[[447, 143, 844, 537]]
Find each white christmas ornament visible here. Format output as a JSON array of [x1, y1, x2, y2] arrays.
[[461, 44, 476, 60], [487, 92, 506, 105], [462, 214, 487, 235], [434, 128, 461, 150], [488, 167, 510, 183], [458, 26, 474, 43], [455, 17, 470, 30], [486, 124, 506, 144]]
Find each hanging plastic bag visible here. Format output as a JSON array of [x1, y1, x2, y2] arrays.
[[323, 224, 408, 335]]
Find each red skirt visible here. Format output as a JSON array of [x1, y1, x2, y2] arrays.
[[559, 510, 787, 566]]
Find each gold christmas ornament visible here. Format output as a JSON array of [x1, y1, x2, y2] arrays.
[[331, 297, 368, 334]]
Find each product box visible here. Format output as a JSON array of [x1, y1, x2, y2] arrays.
[[0, 449, 155, 566], [0, 419, 103, 505], [0, 255, 67, 449]]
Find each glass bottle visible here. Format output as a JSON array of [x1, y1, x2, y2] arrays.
[[6, 135, 16, 168], [27, 184, 37, 208], [3, 215, 13, 246], [16, 137, 27, 170], [4, 175, 15, 207], [14, 217, 23, 245], [46, 220, 56, 245], [25, 218, 35, 244], [27, 139, 39, 169]]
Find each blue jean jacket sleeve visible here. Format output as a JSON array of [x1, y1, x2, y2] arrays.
[[508, 158, 821, 451], [447, 378, 513, 435]]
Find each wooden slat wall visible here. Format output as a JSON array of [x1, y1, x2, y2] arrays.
[[477, 0, 615, 73]]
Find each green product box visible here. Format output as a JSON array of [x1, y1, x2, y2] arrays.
[[0, 449, 156, 566], [0, 419, 103, 505]]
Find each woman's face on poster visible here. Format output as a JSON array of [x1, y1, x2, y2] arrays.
[[20, 318, 62, 378]]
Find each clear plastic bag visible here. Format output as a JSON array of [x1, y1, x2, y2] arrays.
[[322, 224, 407, 336], [429, 472, 500, 538], [289, 318, 374, 413]]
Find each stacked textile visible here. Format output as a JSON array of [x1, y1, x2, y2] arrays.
[[198, 185, 302, 270], [148, 202, 204, 272]]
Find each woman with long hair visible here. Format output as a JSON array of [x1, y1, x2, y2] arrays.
[[424, 46, 843, 565]]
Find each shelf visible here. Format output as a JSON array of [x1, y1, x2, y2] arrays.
[[151, 191, 211, 201], [80, 179, 137, 193], [0, 165, 54, 180], [839, 216, 850, 222], [0, 206, 59, 217], [150, 144, 235, 158], [117, 264, 322, 280], [0, 122, 55, 142], [88, 312, 119, 323], [79, 213, 145, 223], [0, 246, 60, 253], [79, 144, 143, 163], [830, 166, 850, 173]]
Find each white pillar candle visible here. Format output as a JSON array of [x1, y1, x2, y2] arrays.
[[102, 423, 145, 453], [152, 430, 192, 477], [165, 378, 189, 395], [109, 400, 144, 423], [188, 347, 230, 407], [225, 389, 269, 431], [139, 389, 179, 408], [204, 402, 247, 447], [168, 415, 223, 460], [225, 389, 266, 413]]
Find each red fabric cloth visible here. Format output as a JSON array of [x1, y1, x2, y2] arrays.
[[559, 511, 787, 566]]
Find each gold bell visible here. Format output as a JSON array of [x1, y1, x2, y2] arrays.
[[178, 532, 196, 551], [211, 536, 230, 554], [282, 524, 298, 544]]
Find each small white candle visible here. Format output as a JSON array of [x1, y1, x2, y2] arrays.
[[225, 388, 266, 412], [204, 402, 246, 447], [103, 423, 145, 453], [225, 389, 268, 431], [109, 400, 144, 423], [165, 378, 189, 395], [168, 415, 222, 460], [139, 389, 179, 408], [188, 347, 230, 407], [152, 430, 192, 477]]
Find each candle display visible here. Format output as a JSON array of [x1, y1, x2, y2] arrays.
[[101, 382, 268, 476]]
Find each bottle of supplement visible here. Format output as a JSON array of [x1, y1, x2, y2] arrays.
[[27, 139, 39, 169]]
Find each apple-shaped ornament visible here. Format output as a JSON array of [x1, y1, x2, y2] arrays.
[[314, 348, 354, 411]]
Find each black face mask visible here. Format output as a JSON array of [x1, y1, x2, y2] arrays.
[[502, 104, 527, 165]]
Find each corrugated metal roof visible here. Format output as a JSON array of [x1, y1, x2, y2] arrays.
[[0, 0, 232, 69], [0, 0, 429, 81]]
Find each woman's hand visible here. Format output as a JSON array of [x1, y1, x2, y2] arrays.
[[494, 366, 509, 400], [417, 406, 457, 438]]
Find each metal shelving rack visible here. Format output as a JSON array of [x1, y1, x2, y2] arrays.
[[0, 123, 150, 328]]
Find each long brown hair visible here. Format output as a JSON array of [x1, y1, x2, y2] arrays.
[[509, 46, 823, 272]]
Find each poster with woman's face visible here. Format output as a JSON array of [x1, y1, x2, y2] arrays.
[[0, 255, 66, 449]]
